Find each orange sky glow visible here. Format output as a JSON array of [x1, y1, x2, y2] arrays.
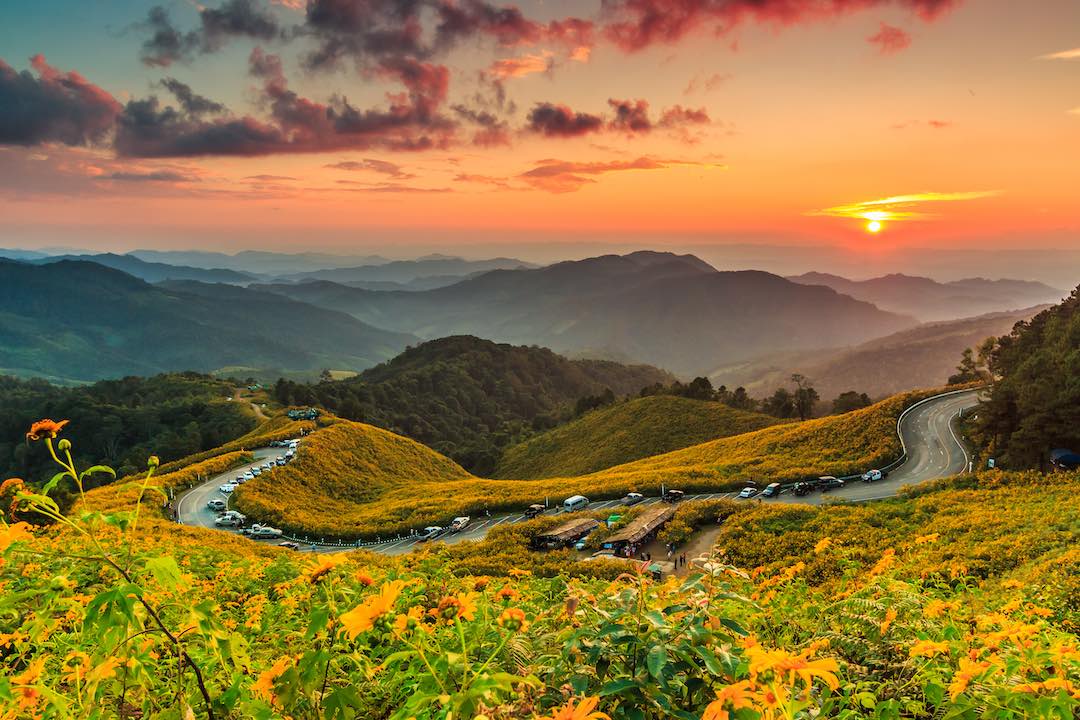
[[0, 0, 1077, 255]]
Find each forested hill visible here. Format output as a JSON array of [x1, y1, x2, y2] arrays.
[[976, 285, 1080, 468], [0, 373, 255, 492], [0, 260, 414, 382], [271, 336, 674, 473]]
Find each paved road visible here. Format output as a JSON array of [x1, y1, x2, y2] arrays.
[[175, 389, 979, 554], [176, 447, 282, 530]]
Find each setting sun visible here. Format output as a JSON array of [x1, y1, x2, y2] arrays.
[[866, 220, 883, 234]]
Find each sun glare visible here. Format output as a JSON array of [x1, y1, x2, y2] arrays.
[[866, 220, 883, 234]]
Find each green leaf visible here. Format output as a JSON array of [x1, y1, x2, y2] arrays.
[[145, 556, 182, 590], [599, 679, 638, 697], [42, 471, 70, 494], [80, 465, 116, 481], [646, 645, 667, 680]]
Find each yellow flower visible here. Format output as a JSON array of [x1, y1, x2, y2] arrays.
[[1001, 579, 1023, 590], [85, 656, 122, 684], [392, 606, 425, 635], [307, 554, 347, 584], [923, 599, 959, 619], [340, 580, 404, 639], [909, 640, 950, 658], [507, 567, 532, 578], [12, 657, 46, 686], [948, 656, 992, 700], [437, 591, 478, 622], [0, 522, 32, 552], [539, 696, 610, 720], [495, 585, 520, 603], [497, 607, 529, 632], [914, 533, 939, 545], [1011, 678, 1078, 696], [747, 645, 840, 691], [880, 608, 897, 634], [25, 419, 69, 441], [702, 680, 755, 720], [252, 656, 292, 704], [813, 537, 833, 554], [868, 549, 896, 577]]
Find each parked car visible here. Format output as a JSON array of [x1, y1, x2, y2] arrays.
[[276, 456, 287, 466], [285, 450, 295, 459], [621, 492, 645, 506], [247, 524, 283, 539], [234, 474, 247, 484], [573, 535, 593, 551], [792, 482, 812, 496], [738, 487, 758, 499], [221, 510, 246, 522], [861, 469, 884, 483], [251, 467, 262, 477], [419, 526, 443, 541], [261, 462, 272, 470], [215, 515, 242, 527], [206, 498, 227, 511], [219, 483, 237, 494], [523, 504, 545, 518], [820, 476, 845, 492], [761, 482, 782, 497], [662, 489, 685, 503], [242, 471, 254, 480], [278, 541, 300, 550], [449, 516, 471, 533]]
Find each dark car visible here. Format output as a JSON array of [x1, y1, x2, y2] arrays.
[[792, 482, 812, 496], [662, 489, 685, 503], [523, 504, 545, 519], [761, 482, 782, 497], [820, 477, 846, 492]]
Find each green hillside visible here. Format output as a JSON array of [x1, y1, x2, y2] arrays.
[[0, 259, 415, 382], [493, 395, 786, 478], [271, 335, 673, 473], [232, 390, 922, 539]]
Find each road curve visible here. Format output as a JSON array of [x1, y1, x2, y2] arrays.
[[175, 389, 980, 553]]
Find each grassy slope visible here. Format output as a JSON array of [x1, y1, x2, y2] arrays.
[[232, 391, 920, 539], [492, 395, 787, 479]]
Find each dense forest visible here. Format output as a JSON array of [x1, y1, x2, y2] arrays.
[[0, 373, 254, 491], [271, 336, 672, 473], [974, 285, 1080, 468]]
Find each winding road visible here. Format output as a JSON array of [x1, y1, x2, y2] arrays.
[[176, 389, 980, 554]]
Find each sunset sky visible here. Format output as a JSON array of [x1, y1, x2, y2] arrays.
[[1, 0, 1078, 257]]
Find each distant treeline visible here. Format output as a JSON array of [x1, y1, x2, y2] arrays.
[[634, 376, 872, 420], [0, 373, 254, 502]]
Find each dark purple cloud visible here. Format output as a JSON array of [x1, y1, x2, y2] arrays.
[[0, 55, 121, 147], [139, 1, 282, 67], [600, 0, 960, 52], [115, 48, 457, 157], [325, 158, 416, 178], [608, 98, 652, 133], [159, 78, 226, 116], [527, 103, 605, 137]]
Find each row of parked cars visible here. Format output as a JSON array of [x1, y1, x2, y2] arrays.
[[205, 440, 301, 540], [217, 441, 299, 495]]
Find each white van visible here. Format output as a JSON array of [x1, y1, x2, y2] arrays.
[[563, 495, 589, 512]]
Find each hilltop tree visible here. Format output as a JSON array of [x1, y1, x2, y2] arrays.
[[948, 348, 987, 385], [833, 390, 872, 414], [763, 388, 796, 418], [791, 374, 820, 421]]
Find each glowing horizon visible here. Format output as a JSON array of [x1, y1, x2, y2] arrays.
[[0, 0, 1077, 254]]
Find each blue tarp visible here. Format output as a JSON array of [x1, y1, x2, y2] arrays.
[[1050, 448, 1080, 469]]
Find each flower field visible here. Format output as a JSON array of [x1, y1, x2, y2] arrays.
[[1, 418, 1078, 719], [233, 391, 921, 540]]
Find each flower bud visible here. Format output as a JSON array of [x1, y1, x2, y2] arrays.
[[148, 455, 160, 469], [57, 439, 72, 452]]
